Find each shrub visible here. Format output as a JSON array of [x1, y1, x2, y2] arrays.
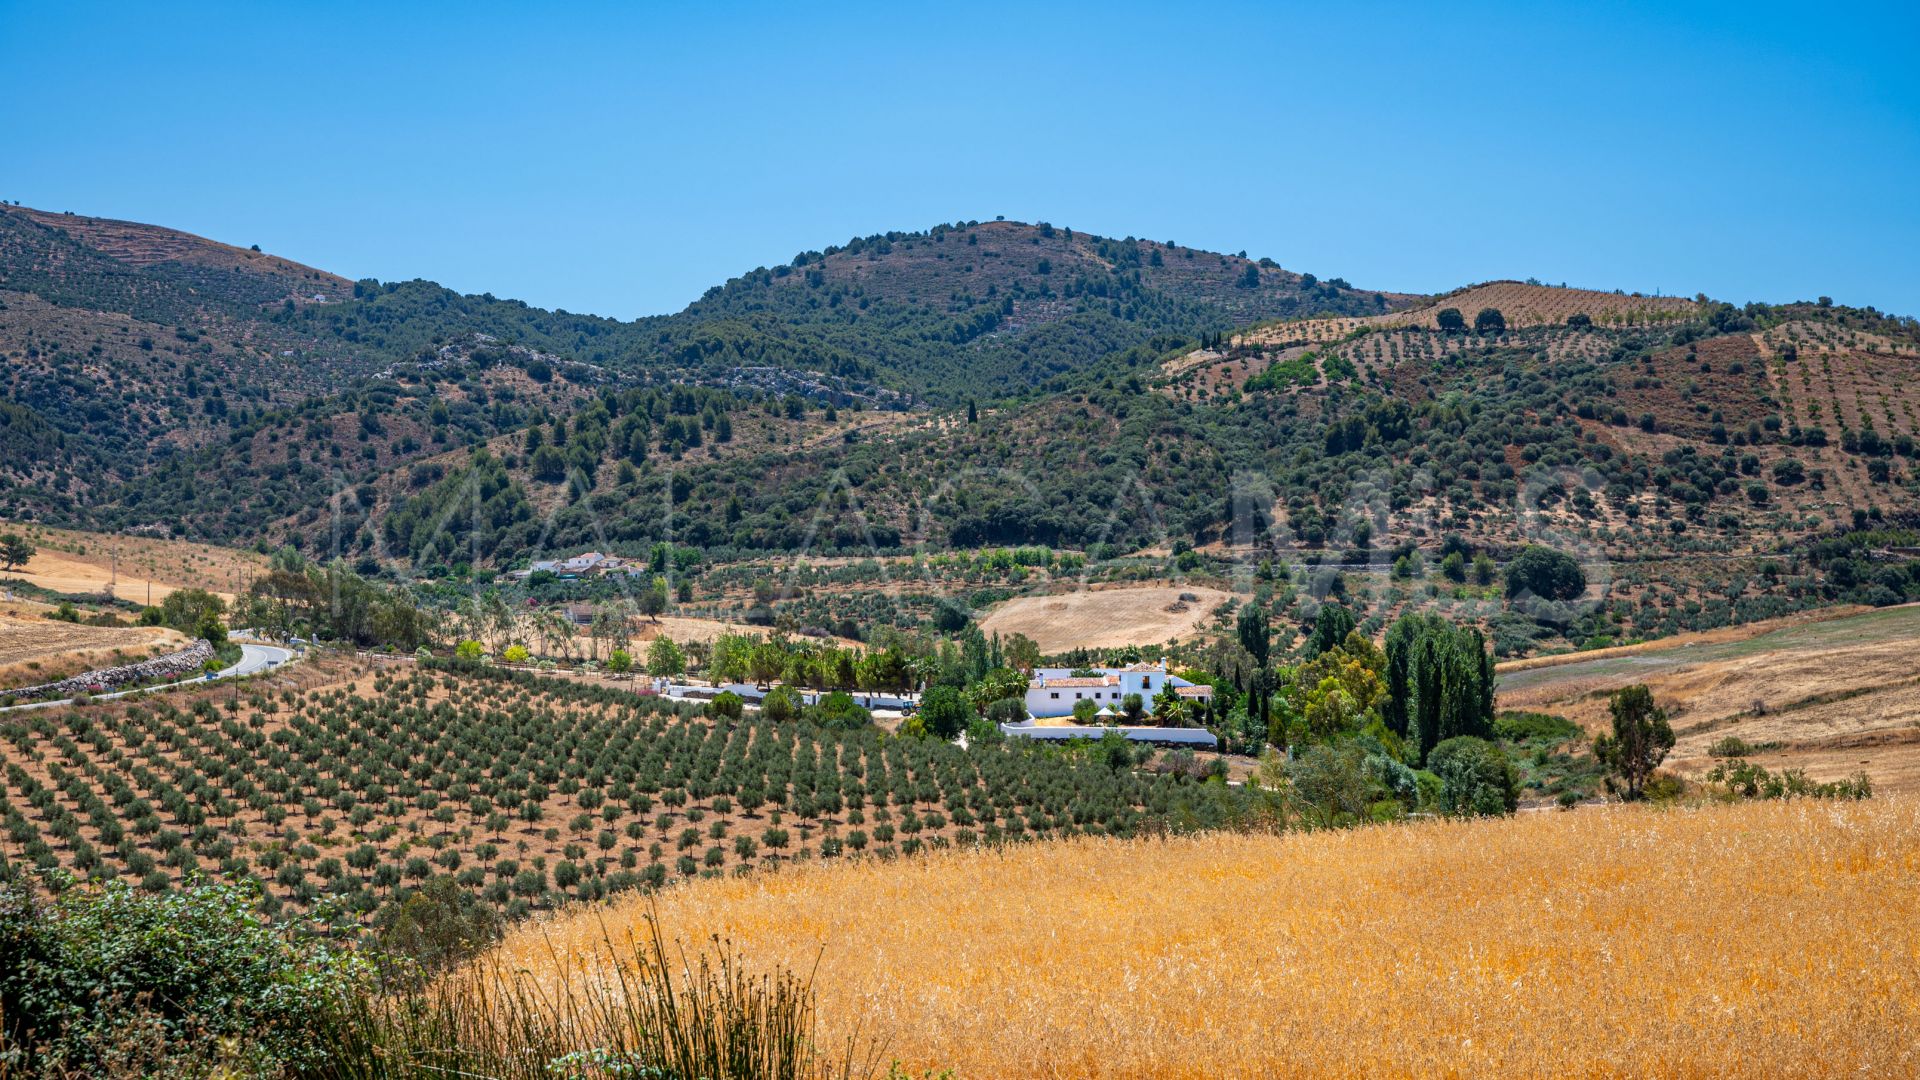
[[502, 644, 530, 663], [709, 690, 745, 720], [1504, 545, 1585, 602], [1428, 736, 1519, 816], [1707, 735, 1776, 758], [760, 685, 803, 723], [0, 875, 369, 1076], [1704, 759, 1871, 801], [1284, 745, 1372, 827], [371, 874, 500, 975], [1493, 710, 1581, 744], [807, 690, 872, 731]]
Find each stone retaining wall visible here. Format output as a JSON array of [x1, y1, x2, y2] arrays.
[[6, 639, 215, 701]]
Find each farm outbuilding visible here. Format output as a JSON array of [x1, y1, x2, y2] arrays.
[[998, 722, 1217, 749]]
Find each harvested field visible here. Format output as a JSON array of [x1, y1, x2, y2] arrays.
[[1499, 603, 1920, 794], [0, 522, 264, 604], [1235, 281, 1701, 349], [977, 585, 1235, 652], [0, 614, 187, 688], [629, 614, 861, 650], [509, 796, 1920, 1078]]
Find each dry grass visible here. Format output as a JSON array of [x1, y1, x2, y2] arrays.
[[1500, 604, 1920, 794], [0, 520, 265, 603], [0, 614, 186, 688], [976, 585, 1234, 652], [1494, 604, 1873, 677], [1235, 282, 1701, 349], [497, 798, 1920, 1078]]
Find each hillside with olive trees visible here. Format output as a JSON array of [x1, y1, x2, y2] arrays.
[[4, 202, 1920, 659], [0, 203, 1400, 528]]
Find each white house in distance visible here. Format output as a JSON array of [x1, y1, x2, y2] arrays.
[[512, 551, 638, 579], [1024, 661, 1212, 720]]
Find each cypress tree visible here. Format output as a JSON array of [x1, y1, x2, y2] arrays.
[[1388, 613, 1495, 764]]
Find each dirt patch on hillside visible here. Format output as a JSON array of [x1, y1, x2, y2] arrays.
[[10, 205, 346, 290], [1613, 333, 1769, 438], [978, 585, 1236, 652], [627, 615, 861, 650]]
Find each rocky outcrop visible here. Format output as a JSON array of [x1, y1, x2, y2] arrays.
[[5, 640, 215, 701]]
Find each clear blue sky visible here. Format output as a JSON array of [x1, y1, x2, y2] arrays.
[[5, 1, 1916, 320]]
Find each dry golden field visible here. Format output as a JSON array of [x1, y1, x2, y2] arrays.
[[495, 797, 1920, 1078], [976, 585, 1234, 652], [0, 521, 265, 603], [1500, 603, 1920, 795], [1234, 281, 1701, 349], [0, 614, 187, 687]]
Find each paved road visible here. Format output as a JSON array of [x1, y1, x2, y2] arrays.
[[0, 642, 295, 713]]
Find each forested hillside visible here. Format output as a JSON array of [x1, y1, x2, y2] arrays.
[[5, 203, 1920, 652], [0, 205, 1398, 527]]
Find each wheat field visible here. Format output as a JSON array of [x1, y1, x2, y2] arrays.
[[976, 585, 1233, 652], [496, 798, 1920, 1078]]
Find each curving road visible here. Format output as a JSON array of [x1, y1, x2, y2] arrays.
[[0, 642, 295, 713]]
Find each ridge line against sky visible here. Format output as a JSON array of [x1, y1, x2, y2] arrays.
[[4, 0, 1917, 321]]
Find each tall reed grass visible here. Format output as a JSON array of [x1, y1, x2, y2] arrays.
[[311, 908, 871, 1080]]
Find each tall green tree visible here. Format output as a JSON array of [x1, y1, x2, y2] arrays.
[[1594, 684, 1674, 800], [919, 685, 973, 740], [0, 533, 34, 573], [1306, 603, 1355, 659], [646, 636, 685, 678], [1386, 613, 1495, 764], [1237, 602, 1270, 667]]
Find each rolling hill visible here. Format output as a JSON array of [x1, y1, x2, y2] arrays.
[[3, 203, 1920, 656], [0, 203, 1404, 526]]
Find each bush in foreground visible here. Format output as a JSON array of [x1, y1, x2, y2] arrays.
[[0, 873, 369, 1077], [0, 867, 855, 1079]]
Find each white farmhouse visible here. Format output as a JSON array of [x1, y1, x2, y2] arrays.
[[1024, 661, 1211, 719]]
